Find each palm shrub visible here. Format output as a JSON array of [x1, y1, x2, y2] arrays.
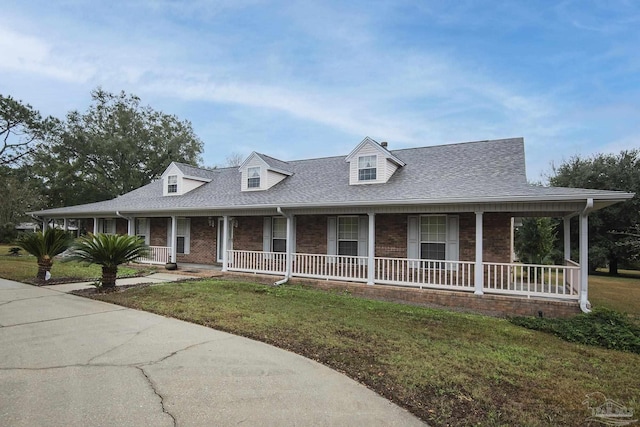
[[15, 229, 74, 280], [65, 233, 149, 288]]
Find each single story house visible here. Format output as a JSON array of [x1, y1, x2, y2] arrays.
[[31, 137, 633, 313]]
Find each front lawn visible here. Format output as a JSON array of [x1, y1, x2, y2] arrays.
[[93, 279, 640, 427], [0, 244, 156, 283]]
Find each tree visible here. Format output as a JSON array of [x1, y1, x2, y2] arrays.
[[0, 166, 46, 242], [515, 217, 557, 265], [65, 234, 149, 289], [14, 229, 73, 280], [550, 150, 640, 274], [33, 88, 204, 207], [0, 94, 58, 166], [225, 152, 244, 167]]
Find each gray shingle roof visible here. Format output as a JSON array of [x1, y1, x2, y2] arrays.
[[32, 137, 634, 216], [173, 162, 217, 180], [254, 153, 293, 175]]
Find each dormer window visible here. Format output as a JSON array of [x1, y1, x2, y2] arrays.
[[358, 155, 377, 181], [247, 167, 261, 188], [167, 175, 178, 193]]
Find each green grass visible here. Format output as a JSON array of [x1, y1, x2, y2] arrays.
[[93, 279, 640, 427], [0, 244, 155, 282], [589, 271, 640, 317]]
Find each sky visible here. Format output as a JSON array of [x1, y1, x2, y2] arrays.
[[1, 0, 639, 182]]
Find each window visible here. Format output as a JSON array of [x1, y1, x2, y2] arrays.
[[338, 217, 359, 256], [358, 155, 377, 181], [247, 167, 260, 188], [135, 218, 149, 244], [272, 217, 286, 252], [101, 219, 116, 235], [420, 216, 446, 260], [176, 218, 190, 254], [167, 175, 178, 193]]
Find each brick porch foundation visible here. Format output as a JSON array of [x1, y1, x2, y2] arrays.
[[218, 271, 581, 318]]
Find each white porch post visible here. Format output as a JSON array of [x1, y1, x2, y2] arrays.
[[128, 217, 135, 236], [93, 217, 99, 234], [579, 212, 589, 309], [285, 215, 294, 277], [474, 211, 484, 295], [42, 218, 48, 232], [367, 212, 375, 285], [563, 216, 571, 261], [63, 218, 68, 232], [222, 215, 229, 272], [170, 215, 177, 263]]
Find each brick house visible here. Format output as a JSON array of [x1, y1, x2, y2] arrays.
[[32, 137, 633, 313]]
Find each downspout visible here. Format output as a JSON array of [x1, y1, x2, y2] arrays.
[[579, 198, 594, 313], [115, 211, 132, 235], [274, 207, 292, 286]]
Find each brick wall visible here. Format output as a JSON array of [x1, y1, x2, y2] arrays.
[[376, 214, 407, 257], [177, 217, 216, 264], [296, 215, 327, 254], [233, 216, 263, 251], [459, 212, 511, 262], [221, 271, 581, 319], [116, 218, 128, 235], [150, 218, 167, 247]]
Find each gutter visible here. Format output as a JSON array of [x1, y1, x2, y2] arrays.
[[580, 198, 594, 313], [273, 207, 292, 286]]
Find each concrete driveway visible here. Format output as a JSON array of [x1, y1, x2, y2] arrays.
[[0, 278, 426, 426]]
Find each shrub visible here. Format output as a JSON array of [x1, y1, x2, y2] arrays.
[[510, 308, 640, 354]]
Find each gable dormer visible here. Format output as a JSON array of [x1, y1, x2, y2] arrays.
[[161, 162, 212, 196], [239, 152, 292, 191], [345, 137, 405, 185]]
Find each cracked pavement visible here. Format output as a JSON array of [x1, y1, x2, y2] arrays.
[[0, 278, 426, 426]]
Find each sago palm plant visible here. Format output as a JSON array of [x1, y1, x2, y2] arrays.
[[65, 233, 149, 288], [15, 229, 74, 280]]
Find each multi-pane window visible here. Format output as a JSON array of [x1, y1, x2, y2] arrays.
[[167, 175, 178, 193], [135, 218, 149, 244], [248, 167, 261, 188], [420, 216, 446, 260], [272, 217, 286, 252], [358, 155, 377, 181], [176, 218, 189, 254], [101, 219, 116, 235], [338, 217, 359, 256]]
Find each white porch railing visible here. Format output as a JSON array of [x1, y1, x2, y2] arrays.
[[137, 246, 171, 265], [375, 257, 475, 291], [228, 250, 287, 274], [222, 250, 581, 300], [293, 253, 368, 282], [484, 261, 580, 299]]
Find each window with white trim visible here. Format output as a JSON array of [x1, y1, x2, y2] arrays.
[[167, 175, 178, 193], [338, 216, 359, 256], [101, 219, 116, 235], [420, 215, 446, 260], [176, 218, 190, 254], [358, 155, 377, 181], [247, 167, 261, 188], [135, 218, 149, 244], [272, 217, 286, 252]]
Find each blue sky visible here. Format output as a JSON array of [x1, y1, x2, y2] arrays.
[[1, 0, 638, 182]]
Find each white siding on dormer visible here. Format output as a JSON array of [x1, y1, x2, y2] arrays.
[[267, 170, 287, 188], [182, 178, 206, 193], [385, 161, 399, 181], [349, 144, 385, 185], [241, 156, 266, 191], [162, 164, 182, 196]]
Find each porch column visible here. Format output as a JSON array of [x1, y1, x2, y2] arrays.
[[128, 217, 135, 236], [563, 216, 571, 261], [579, 212, 589, 309], [42, 218, 48, 232], [474, 211, 484, 295], [170, 215, 177, 263], [222, 215, 229, 272], [93, 217, 99, 234], [367, 212, 375, 285], [63, 218, 68, 232], [286, 215, 294, 277]]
